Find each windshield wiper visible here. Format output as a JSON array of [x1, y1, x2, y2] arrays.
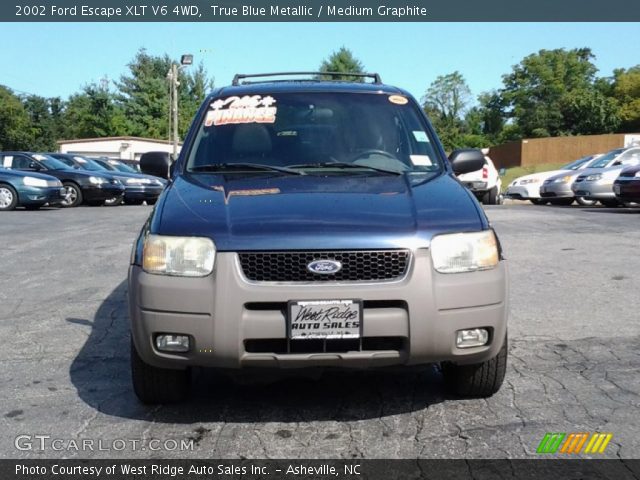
[[190, 163, 305, 175], [288, 162, 403, 175]]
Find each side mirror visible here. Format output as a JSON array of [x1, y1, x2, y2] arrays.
[[140, 151, 171, 179], [448, 149, 486, 175], [29, 162, 42, 170]]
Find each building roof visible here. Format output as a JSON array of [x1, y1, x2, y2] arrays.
[[57, 136, 182, 146]]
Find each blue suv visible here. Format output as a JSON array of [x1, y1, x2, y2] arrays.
[[129, 72, 508, 403]]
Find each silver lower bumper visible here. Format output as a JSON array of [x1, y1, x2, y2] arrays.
[[129, 250, 508, 370]]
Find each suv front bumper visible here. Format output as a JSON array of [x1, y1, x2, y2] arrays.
[[129, 250, 508, 370]]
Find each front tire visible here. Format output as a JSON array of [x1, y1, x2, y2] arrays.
[[442, 335, 507, 398], [576, 196, 597, 206], [131, 339, 190, 404], [530, 199, 547, 205], [0, 184, 18, 211], [600, 199, 620, 208], [61, 182, 83, 208]]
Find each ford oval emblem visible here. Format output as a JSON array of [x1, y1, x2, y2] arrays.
[[307, 259, 342, 275]]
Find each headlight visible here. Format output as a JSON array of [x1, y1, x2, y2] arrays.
[[520, 178, 539, 185], [634, 171, 640, 178], [126, 178, 151, 185], [584, 173, 602, 181], [554, 175, 573, 183], [431, 230, 499, 274], [89, 176, 107, 184], [143, 235, 215, 277], [23, 176, 48, 187]]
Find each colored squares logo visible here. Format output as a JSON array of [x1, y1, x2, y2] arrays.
[[537, 432, 613, 454]]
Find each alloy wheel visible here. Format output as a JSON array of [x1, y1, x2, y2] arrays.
[[62, 186, 78, 206], [0, 187, 14, 208]]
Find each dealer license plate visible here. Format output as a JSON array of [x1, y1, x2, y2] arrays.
[[288, 300, 362, 339]]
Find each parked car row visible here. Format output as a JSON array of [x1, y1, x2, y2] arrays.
[[0, 152, 165, 211], [505, 146, 640, 207]]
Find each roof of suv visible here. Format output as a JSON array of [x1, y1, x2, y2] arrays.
[[212, 80, 409, 99]]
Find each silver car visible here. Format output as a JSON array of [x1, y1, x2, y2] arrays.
[[540, 148, 628, 206], [572, 147, 640, 207]]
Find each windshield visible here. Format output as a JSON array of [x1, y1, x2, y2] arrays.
[[31, 155, 71, 171], [72, 156, 106, 172], [111, 161, 137, 173], [589, 149, 625, 168], [561, 155, 594, 170], [186, 92, 443, 175], [93, 160, 117, 171]]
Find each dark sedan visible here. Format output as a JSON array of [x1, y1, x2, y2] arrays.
[[91, 157, 165, 205], [0, 152, 124, 207], [0, 167, 66, 211], [46, 153, 127, 206], [47, 153, 163, 206], [613, 165, 640, 203]]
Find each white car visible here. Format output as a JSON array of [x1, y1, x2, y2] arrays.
[[457, 153, 502, 205], [505, 155, 600, 205]]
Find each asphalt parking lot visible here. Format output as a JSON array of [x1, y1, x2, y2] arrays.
[[0, 203, 638, 459]]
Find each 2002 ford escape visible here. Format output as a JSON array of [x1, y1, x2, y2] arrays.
[[129, 72, 508, 404]]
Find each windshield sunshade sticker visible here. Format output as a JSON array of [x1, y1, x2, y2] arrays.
[[412, 131, 429, 142], [410, 154, 433, 166], [205, 95, 277, 127], [388, 95, 408, 105]]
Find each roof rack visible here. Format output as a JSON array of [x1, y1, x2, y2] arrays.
[[232, 71, 382, 86]]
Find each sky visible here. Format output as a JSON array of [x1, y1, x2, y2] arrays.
[[1, 22, 639, 102]]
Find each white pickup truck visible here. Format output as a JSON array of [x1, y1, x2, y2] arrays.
[[456, 152, 502, 205]]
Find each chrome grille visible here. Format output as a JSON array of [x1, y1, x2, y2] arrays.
[[238, 250, 410, 282]]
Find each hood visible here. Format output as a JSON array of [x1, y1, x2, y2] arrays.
[[46, 168, 108, 180], [512, 169, 570, 185], [104, 171, 163, 185], [576, 165, 626, 180], [155, 173, 485, 251]]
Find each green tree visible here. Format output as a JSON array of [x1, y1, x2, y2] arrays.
[[116, 49, 214, 139], [318, 47, 365, 81], [562, 89, 620, 135], [178, 63, 214, 137], [422, 72, 474, 150], [501, 48, 600, 137], [22, 95, 61, 151], [0, 86, 33, 150], [116, 49, 173, 139], [611, 66, 640, 132], [476, 91, 506, 142], [62, 82, 127, 139]]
